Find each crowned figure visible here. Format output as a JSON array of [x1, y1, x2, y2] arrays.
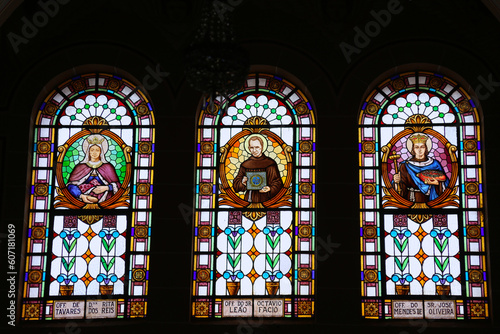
[[393, 133, 449, 202], [66, 134, 121, 204]]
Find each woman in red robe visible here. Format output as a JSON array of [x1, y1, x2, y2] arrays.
[[67, 134, 120, 204]]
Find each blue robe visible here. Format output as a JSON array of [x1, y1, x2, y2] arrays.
[[399, 158, 449, 202]]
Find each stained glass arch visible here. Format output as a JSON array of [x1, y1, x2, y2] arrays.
[[191, 72, 316, 319], [359, 71, 489, 320], [21, 73, 155, 320]]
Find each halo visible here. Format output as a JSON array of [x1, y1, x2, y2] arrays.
[[406, 133, 432, 153], [82, 134, 109, 155], [244, 133, 268, 154]]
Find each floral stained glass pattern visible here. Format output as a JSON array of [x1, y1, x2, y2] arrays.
[[192, 73, 316, 318], [359, 72, 488, 320], [22, 73, 154, 320]]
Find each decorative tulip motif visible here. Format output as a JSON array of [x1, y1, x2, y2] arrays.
[[99, 229, 119, 252], [391, 273, 413, 285], [60, 230, 81, 253], [57, 273, 78, 285], [432, 273, 453, 285], [96, 273, 118, 285], [224, 226, 245, 250], [223, 270, 244, 282], [262, 270, 283, 282], [430, 227, 452, 280], [264, 225, 283, 250], [390, 228, 411, 252], [430, 228, 451, 252]]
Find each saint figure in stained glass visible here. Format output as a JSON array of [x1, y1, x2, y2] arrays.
[[23, 74, 154, 320], [393, 133, 449, 202], [193, 73, 316, 318], [67, 134, 120, 204], [233, 135, 284, 203], [360, 71, 488, 320]]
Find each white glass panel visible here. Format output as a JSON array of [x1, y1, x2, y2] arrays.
[[365, 255, 376, 266], [135, 255, 145, 265], [133, 285, 143, 296], [121, 86, 132, 95], [466, 155, 476, 165], [29, 287, 39, 298], [38, 157, 48, 167], [373, 93, 384, 102], [39, 128, 50, 139], [32, 243, 43, 253], [366, 286, 377, 296], [129, 93, 140, 103], [199, 255, 209, 265]]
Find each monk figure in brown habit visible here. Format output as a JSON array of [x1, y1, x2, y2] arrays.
[[233, 135, 284, 203]]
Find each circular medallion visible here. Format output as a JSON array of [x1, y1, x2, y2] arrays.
[[299, 183, 312, 195], [198, 226, 211, 238], [299, 141, 313, 153], [136, 183, 150, 196], [200, 142, 214, 154], [465, 182, 479, 195], [298, 269, 311, 281], [298, 225, 312, 238], [469, 269, 483, 283], [107, 79, 121, 91], [364, 269, 378, 283], [37, 141, 52, 154], [199, 183, 213, 196], [363, 183, 376, 196], [295, 103, 308, 115], [28, 270, 43, 283], [466, 225, 481, 239], [31, 227, 46, 239], [138, 141, 152, 154], [463, 140, 477, 152], [365, 103, 378, 115], [362, 141, 375, 154], [44, 103, 57, 116], [132, 268, 146, 282], [135, 226, 148, 238], [250, 175, 264, 188], [363, 226, 377, 239], [136, 103, 150, 116], [269, 79, 282, 91], [71, 79, 86, 91], [34, 183, 49, 197], [392, 78, 406, 91], [429, 77, 443, 88], [458, 100, 472, 113], [197, 269, 211, 282]]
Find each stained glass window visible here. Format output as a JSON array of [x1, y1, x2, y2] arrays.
[[21, 73, 154, 320], [192, 73, 316, 318], [359, 72, 489, 320]]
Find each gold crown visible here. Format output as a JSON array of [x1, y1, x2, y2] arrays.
[[409, 134, 428, 144], [87, 136, 105, 145]]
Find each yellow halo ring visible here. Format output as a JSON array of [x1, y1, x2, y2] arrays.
[[244, 133, 268, 155]]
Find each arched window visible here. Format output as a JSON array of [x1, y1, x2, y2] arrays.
[[359, 71, 489, 320], [191, 72, 316, 318], [21, 73, 155, 320]]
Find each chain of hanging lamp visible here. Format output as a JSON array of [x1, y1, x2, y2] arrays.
[[184, 1, 249, 114]]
